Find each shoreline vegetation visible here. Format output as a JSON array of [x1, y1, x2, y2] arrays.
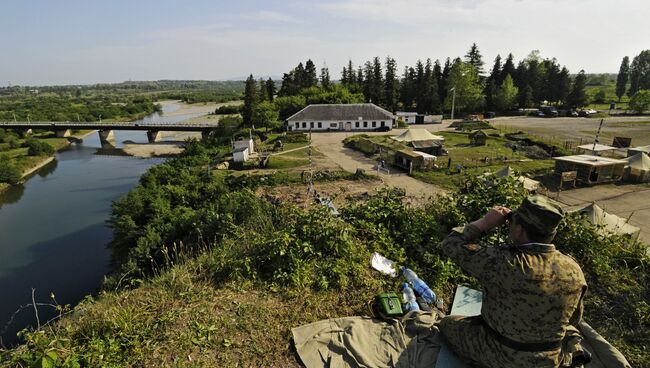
[[0, 130, 95, 196], [0, 97, 241, 193]]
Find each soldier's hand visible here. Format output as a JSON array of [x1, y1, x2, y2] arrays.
[[473, 206, 511, 232]]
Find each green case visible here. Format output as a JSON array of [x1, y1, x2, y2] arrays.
[[375, 292, 403, 317]]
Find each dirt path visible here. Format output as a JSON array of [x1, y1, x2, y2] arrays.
[[310, 131, 446, 198], [271, 145, 308, 156]]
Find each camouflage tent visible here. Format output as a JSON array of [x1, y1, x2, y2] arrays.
[[624, 152, 650, 183], [571, 203, 640, 241], [481, 166, 540, 192]]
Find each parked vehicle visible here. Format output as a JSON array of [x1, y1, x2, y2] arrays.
[[374, 126, 391, 132]]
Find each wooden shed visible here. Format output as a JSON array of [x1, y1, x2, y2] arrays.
[[469, 130, 487, 146], [394, 150, 424, 174], [553, 155, 627, 184]]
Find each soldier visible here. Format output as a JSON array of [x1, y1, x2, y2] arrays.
[[439, 195, 588, 367]]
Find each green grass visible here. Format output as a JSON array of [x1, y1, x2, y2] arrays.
[[1, 132, 72, 174], [409, 131, 555, 188], [413, 160, 554, 189], [265, 156, 309, 170]]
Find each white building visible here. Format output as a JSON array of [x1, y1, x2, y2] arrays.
[[233, 138, 254, 154], [232, 138, 254, 163], [395, 111, 419, 124], [287, 103, 394, 132], [233, 147, 249, 163]]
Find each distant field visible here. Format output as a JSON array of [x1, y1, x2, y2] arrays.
[[491, 116, 650, 147]]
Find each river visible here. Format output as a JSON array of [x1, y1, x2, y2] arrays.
[[0, 103, 201, 346]]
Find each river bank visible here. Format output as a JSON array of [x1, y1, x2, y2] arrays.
[[0, 129, 165, 346]]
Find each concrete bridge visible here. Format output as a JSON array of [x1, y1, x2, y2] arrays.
[[0, 122, 217, 145]]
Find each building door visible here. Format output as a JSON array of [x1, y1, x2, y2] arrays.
[[345, 122, 352, 131]]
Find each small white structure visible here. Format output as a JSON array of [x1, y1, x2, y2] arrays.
[[232, 138, 254, 163], [233, 147, 249, 163], [396, 111, 419, 124], [287, 103, 394, 132], [233, 138, 254, 154]]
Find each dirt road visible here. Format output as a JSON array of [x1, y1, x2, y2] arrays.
[[310, 128, 450, 198]]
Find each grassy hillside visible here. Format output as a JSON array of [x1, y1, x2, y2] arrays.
[[1, 137, 648, 367]]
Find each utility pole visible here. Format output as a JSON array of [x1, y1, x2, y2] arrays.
[[591, 119, 605, 155], [450, 87, 457, 121]]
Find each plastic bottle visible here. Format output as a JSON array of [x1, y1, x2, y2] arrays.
[[401, 267, 437, 304], [401, 283, 420, 311]]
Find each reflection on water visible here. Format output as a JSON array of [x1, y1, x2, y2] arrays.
[[36, 158, 58, 178], [0, 105, 202, 345]]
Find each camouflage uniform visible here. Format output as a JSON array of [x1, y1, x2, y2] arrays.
[[440, 196, 587, 368]]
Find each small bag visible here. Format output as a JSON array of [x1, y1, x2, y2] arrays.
[[373, 292, 403, 318]]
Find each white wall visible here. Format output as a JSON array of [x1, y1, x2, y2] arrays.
[[287, 118, 393, 131], [233, 147, 249, 163]]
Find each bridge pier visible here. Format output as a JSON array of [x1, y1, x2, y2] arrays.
[[19, 128, 33, 137], [147, 130, 162, 143], [101, 140, 116, 149], [98, 129, 115, 143], [55, 129, 71, 138]]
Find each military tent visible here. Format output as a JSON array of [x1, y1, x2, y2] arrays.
[[572, 203, 640, 240], [624, 152, 650, 182], [392, 128, 445, 143], [627, 144, 650, 157], [481, 166, 540, 192]]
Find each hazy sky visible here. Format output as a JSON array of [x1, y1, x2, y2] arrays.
[[1, 0, 648, 86]]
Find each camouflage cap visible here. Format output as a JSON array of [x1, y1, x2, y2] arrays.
[[514, 195, 564, 235]]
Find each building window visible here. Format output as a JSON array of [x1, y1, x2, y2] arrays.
[[355, 121, 360, 128], [302, 122, 306, 128], [331, 123, 337, 128], [295, 122, 299, 128], [372, 121, 376, 127], [363, 121, 368, 128], [310, 122, 314, 128], [381, 121, 385, 127], [318, 122, 322, 128]]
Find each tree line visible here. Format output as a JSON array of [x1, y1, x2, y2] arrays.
[[338, 44, 593, 114], [238, 46, 650, 128], [616, 50, 650, 113]]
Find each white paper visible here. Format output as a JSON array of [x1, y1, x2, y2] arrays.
[[371, 252, 397, 277]]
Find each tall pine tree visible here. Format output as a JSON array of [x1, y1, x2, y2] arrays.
[[259, 78, 268, 102], [501, 54, 516, 86], [265, 78, 276, 102], [320, 65, 331, 90], [384, 56, 399, 112], [304, 60, 318, 88], [567, 70, 588, 108], [615, 56, 630, 102], [485, 55, 502, 110], [628, 50, 650, 97], [464, 43, 485, 75], [243, 74, 258, 127]]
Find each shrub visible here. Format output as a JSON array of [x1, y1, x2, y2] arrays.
[[214, 104, 242, 114], [629, 90, 650, 113], [24, 140, 55, 156], [0, 157, 22, 184], [281, 132, 309, 143]]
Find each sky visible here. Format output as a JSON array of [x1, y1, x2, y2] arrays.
[[1, 0, 648, 86]]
